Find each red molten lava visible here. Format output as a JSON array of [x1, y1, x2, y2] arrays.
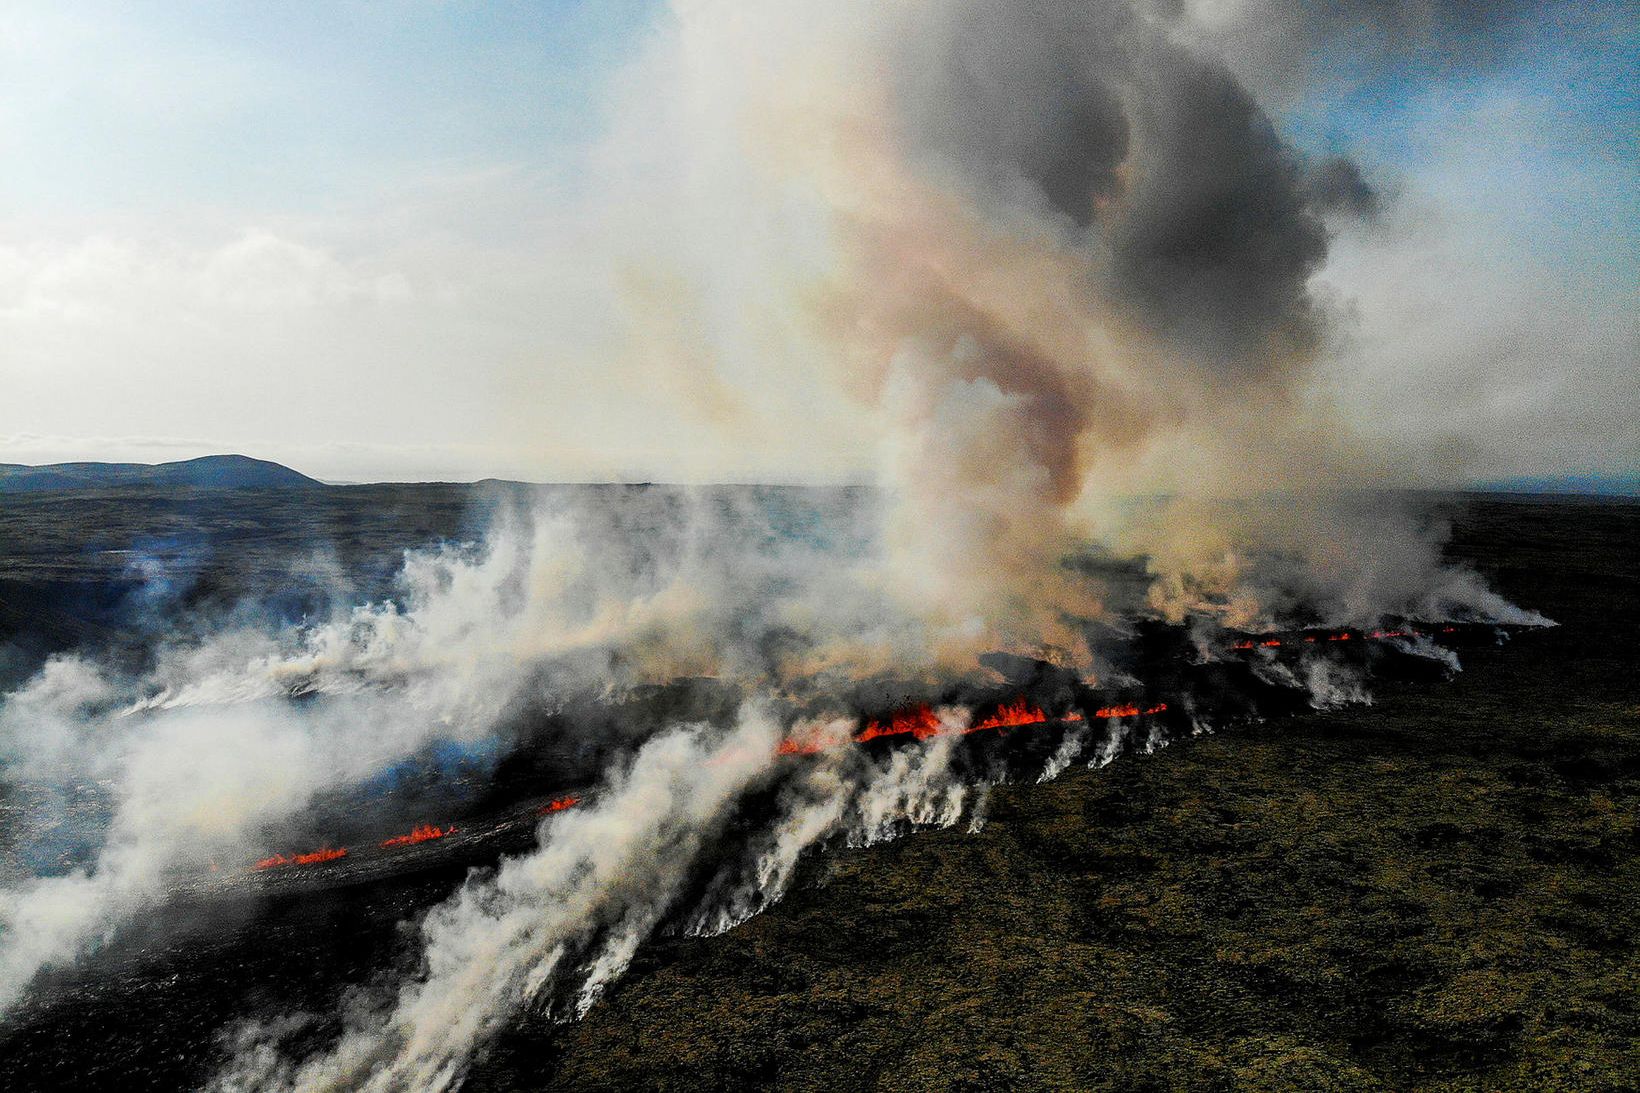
[[1233, 627, 1421, 651], [776, 720, 853, 756], [970, 696, 1051, 732], [380, 823, 457, 849], [1242, 626, 1456, 649], [1092, 702, 1169, 719], [254, 846, 348, 871], [537, 795, 581, 816], [857, 704, 945, 743], [855, 696, 1166, 744]]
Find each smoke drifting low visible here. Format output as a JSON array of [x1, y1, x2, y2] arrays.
[[594, 0, 1528, 652], [0, 0, 1554, 1086], [0, 488, 992, 1017], [212, 711, 988, 1093]]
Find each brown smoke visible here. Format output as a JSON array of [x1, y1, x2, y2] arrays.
[[612, 0, 1488, 658]]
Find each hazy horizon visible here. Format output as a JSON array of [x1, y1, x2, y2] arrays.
[[5, 449, 1639, 500]]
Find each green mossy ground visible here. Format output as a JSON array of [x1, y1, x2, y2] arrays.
[[470, 498, 1638, 1091]]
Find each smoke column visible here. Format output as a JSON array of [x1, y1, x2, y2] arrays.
[[595, 0, 1542, 653]]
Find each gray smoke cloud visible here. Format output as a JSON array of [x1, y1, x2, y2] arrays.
[[597, 0, 1523, 643], [1157, 0, 1559, 102], [895, 0, 1330, 369], [1307, 156, 1382, 224]]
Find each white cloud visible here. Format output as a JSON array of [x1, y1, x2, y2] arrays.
[[1315, 85, 1640, 482]]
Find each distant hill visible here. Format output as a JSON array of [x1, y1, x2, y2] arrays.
[[0, 455, 322, 493]]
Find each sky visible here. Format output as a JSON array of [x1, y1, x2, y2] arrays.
[[0, 0, 1635, 486]]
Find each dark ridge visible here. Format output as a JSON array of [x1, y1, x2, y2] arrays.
[[0, 455, 321, 493]]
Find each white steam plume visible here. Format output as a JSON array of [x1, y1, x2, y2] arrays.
[[0, 489, 929, 1015], [211, 707, 984, 1093]]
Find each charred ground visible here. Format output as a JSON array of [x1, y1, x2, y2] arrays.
[[0, 490, 1635, 1090]]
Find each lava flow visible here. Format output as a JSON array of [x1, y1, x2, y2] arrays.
[[537, 795, 581, 816], [857, 704, 946, 743], [1228, 624, 1461, 651], [254, 846, 348, 871], [1090, 702, 1169, 719], [852, 695, 1168, 745], [956, 697, 1167, 734], [969, 696, 1053, 732], [380, 823, 457, 849]]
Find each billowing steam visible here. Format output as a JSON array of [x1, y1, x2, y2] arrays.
[[0, 0, 1552, 1085], [210, 712, 984, 1093]]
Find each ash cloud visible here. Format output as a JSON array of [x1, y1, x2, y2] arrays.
[[1308, 156, 1382, 224], [897, 0, 1330, 370]]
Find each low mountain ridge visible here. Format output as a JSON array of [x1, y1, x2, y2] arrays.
[[0, 455, 320, 493]]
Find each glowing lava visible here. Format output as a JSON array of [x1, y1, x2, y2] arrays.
[[1233, 630, 1358, 650], [243, 697, 1170, 881], [776, 737, 821, 756], [1091, 702, 1169, 719], [254, 846, 348, 871], [849, 696, 1168, 746], [857, 704, 945, 742], [970, 696, 1051, 732], [380, 823, 457, 849], [1229, 624, 1463, 652], [776, 725, 838, 756]]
